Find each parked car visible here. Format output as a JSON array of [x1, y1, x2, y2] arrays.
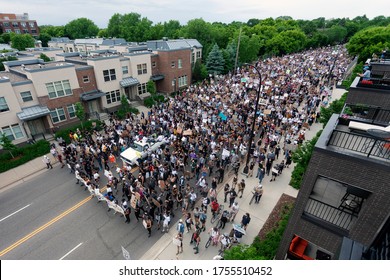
[[120, 136, 168, 166]]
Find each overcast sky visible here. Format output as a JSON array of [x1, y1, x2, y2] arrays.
[[2, 0, 388, 28]]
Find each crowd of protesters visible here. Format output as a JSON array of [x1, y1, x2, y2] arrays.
[[48, 45, 351, 253]]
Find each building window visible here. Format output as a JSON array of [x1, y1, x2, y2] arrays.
[[46, 80, 72, 99], [50, 107, 66, 124], [178, 75, 188, 87], [1, 124, 24, 140], [82, 76, 90, 83], [196, 51, 201, 59], [137, 64, 147, 75], [5, 29, 12, 33], [171, 61, 175, 68], [105, 89, 120, 104], [12, 22, 19, 27], [191, 53, 195, 63], [23, 29, 29, 34], [29, 22, 35, 28], [31, 30, 37, 34], [0, 97, 10, 112], [21, 22, 26, 27], [14, 29, 21, 34], [103, 69, 116, 82], [122, 66, 128, 75], [67, 104, 76, 119], [20, 91, 33, 102], [3, 22, 10, 27], [178, 59, 182, 69], [152, 61, 156, 68], [137, 83, 147, 95]]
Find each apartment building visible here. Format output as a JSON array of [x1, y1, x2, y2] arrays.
[[0, 13, 39, 37], [276, 61, 390, 260], [147, 38, 202, 94], [1, 59, 82, 143]]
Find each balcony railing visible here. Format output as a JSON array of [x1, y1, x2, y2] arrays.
[[327, 129, 390, 160], [342, 104, 390, 126], [304, 197, 356, 231]]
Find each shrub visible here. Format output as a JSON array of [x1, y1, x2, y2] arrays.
[[54, 120, 102, 144], [0, 140, 50, 173], [224, 203, 293, 260], [289, 130, 322, 189], [144, 96, 156, 108]]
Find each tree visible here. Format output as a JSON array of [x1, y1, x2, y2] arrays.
[[10, 33, 35, 51], [346, 25, 390, 62], [38, 33, 51, 47], [163, 20, 181, 38], [64, 18, 99, 39], [39, 53, 51, 62], [1, 33, 11, 44], [0, 133, 17, 158], [0, 56, 17, 71], [107, 13, 152, 42], [39, 25, 64, 37], [206, 43, 225, 75], [147, 80, 157, 95], [75, 102, 85, 128], [222, 41, 237, 73], [192, 60, 208, 82], [97, 29, 108, 38]]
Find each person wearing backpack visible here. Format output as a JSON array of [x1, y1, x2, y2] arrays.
[[199, 209, 207, 232], [177, 219, 185, 234]]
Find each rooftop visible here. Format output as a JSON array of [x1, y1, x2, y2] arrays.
[[147, 38, 202, 51], [0, 71, 29, 84]]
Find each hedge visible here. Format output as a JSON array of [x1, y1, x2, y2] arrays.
[[289, 130, 322, 189], [223, 203, 293, 260], [54, 120, 102, 144], [0, 140, 50, 173]]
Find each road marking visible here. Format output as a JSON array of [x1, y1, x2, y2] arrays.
[[0, 196, 92, 257], [59, 242, 83, 260], [0, 204, 31, 222]]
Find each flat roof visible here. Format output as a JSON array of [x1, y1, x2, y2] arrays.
[[0, 71, 29, 84]]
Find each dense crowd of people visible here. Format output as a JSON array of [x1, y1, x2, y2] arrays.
[[49, 45, 352, 254]]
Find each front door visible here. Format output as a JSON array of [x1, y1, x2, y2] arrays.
[[27, 118, 45, 136]]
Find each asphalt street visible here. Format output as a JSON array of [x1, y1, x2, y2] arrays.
[[0, 165, 167, 260]]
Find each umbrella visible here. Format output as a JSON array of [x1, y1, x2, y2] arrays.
[[233, 224, 246, 235]]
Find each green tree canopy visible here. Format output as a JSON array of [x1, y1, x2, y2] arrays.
[[107, 13, 152, 42], [346, 25, 390, 62], [38, 33, 51, 47], [39, 25, 65, 37], [10, 33, 35, 51], [206, 43, 225, 75], [64, 18, 99, 39]]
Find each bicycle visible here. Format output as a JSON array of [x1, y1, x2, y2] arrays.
[[216, 210, 233, 229], [210, 204, 225, 224]]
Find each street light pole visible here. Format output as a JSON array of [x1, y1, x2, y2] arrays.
[[243, 65, 262, 175]]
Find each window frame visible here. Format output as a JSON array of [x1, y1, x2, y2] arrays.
[[67, 104, 76, 119], [137, 64, 147, 75], [20, 91, 33, 102], [0, 97, 10, 112], [105, 89, 121, 104], [46, 80, 72, 99], [1, 124, 24, 141], [103, 69, 116, 82], [82, 75, 90, 83], [50, 107, 67, 124], [171, 61, 175, 68], [137, 83, 147, 95], [122, 65, 129, 75], [178, 59, 182, 69]]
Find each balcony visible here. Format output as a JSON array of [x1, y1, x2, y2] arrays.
[[327, 126, 390, 163], [341, 103, 390, 126], [303, 176, 371, 235]]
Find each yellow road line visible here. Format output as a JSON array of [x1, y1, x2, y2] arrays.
[[0, 169, 128, 257], [0, 195, 93, 257]]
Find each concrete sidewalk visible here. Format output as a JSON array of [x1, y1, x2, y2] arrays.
[[140, 88, 346, 260]]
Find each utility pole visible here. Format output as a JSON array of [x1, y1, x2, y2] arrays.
[[234, 26, 242, 75]]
